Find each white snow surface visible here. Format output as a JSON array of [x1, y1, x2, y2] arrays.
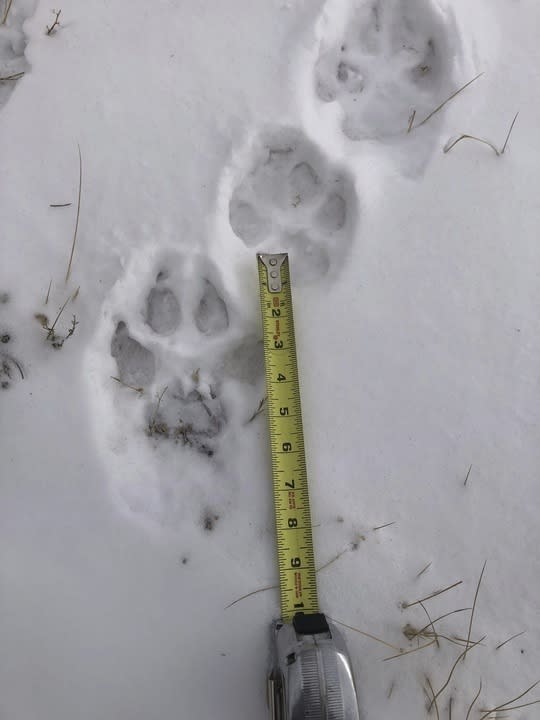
[[1, 0, 539, 718]]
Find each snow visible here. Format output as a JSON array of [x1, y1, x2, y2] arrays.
[[1, 0, 539, 718]]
